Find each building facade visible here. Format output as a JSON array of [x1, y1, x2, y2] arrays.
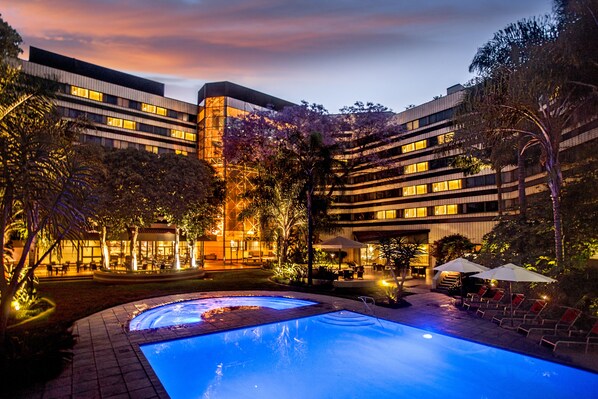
[[19, 48, 598, 272]]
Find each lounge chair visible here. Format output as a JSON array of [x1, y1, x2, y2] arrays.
[[517, 306, 582, 337], [463, 289, 505, 311], [540, 318, 598, 353], [492, 298, 547, 327], [476, 293, 525, 319], [466, 285, 489, 302]]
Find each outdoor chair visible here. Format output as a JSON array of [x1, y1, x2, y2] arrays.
[[466, 285, 489, 302], [476, 293, 525, 319], [492, 298, 547, 327], [517, 306, 582, 337], [540, 318, 598, 353], [463, 289, 505, 311], [46, 264, 53, 276]]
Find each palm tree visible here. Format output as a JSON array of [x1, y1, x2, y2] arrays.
[[0, 98, 97, 347], [459, 13, 595, 266]]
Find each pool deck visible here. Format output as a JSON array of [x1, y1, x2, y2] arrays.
[[19, 286, 598, 398]]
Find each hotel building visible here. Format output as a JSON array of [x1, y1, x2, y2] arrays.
[[19, 48, 597, 272]]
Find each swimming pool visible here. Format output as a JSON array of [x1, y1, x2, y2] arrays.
[[140, 311, 598, 399], [129, 296, 317, 331]]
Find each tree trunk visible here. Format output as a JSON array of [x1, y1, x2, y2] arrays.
[[189, 239, 197, 268], [547, 162, 564, 266], [517, 134, 527, 218], [496, 168, 504, 216], [130, 226, 139, 271], [174, 227, 180, 270], [100, 225, 110, 270], [306, 189, 314, 286]]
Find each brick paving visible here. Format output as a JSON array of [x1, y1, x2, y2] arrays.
[[17, 287, 598, 398]]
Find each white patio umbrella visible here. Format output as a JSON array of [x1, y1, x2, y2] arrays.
[[471, 263, 557, 326], [315, 236, 366, 269], [434, 258, 489, 305]]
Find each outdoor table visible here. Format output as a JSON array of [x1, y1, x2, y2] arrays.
[[52, 265, 62, 275]]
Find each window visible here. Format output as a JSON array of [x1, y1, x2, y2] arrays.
[[123, 120, 136, 130], [406, 120, 419, 131], [434, 204, 458, 215], [107, 117, 123, 128], [185, 132, 196, 142], [142, 103, 156, 113], [71, 86, 88, 98], [376, 210, 396, 220], [403, 184, 427, 196], [145, 145, 158, 154], [156, 107, 167, 116], [404, 207, 427, 218], [171, 129, 185, 139], [401, 139, 427, 154], [437, 132, 455, 145], [404, 161, 428, 174], [175, 150, 188, 156], [88, 90, 102, 101], [432, 179, 462, 192]]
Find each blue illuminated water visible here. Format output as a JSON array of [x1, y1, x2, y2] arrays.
[[129, 296, 316, 331], [140, 311, 598, 399]]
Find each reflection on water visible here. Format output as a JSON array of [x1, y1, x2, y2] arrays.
[[141, 311, 598, 399]]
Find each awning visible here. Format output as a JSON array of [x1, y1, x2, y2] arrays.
[[352, 229, 429, 243], [81, 228, 217, 242]]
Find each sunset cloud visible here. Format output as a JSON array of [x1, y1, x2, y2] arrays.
[[3, 0, 551, 110]]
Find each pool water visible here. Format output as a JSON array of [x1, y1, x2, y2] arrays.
[[129, 296, 317, 331], [140, 311, 598, 399]]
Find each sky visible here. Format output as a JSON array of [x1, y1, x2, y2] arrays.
[[4, 0, 553, 112]]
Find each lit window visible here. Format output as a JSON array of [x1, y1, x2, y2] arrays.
[[226, 107, 248, 118], [404, 207, 427, 218], [145, 145, 158, 154], [123, 120, 136, 130], [438, 132, 454, 144], [403, 139, 427, 153], [432, 181, 448, 192], [171, 129, 185, 139], [434, 204, 458, 215], [71, 86, 88, 98], [404, 161, 428, 174], [432, 179, 462, 192], [107, 117, 123, 128], [156, 107, 167, 116], [175, 150, 188, 156], [88, 90, 102, 101], [403, 184, 427, 196], [406, 120, 420, 131], [376, 210, 396, 220], [185, 132, 196, 142], [142, 103, 157, 113], [448, 179, 462, 190]]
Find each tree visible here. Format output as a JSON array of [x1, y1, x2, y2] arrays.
[[378, 237, 422, 303], [458, 10, 596, 266], [0, 100, 98, 347], [430, 234, 475, 265], [101, 148, 158, 271], [239, 169, 305, 267], [0, 14, 21, 59], [225, 101, 393, 284], [156, 153, 224, 269], [0, 16, 99, 346]]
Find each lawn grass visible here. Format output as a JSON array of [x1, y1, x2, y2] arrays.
[[28, 269, 384, 329]]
